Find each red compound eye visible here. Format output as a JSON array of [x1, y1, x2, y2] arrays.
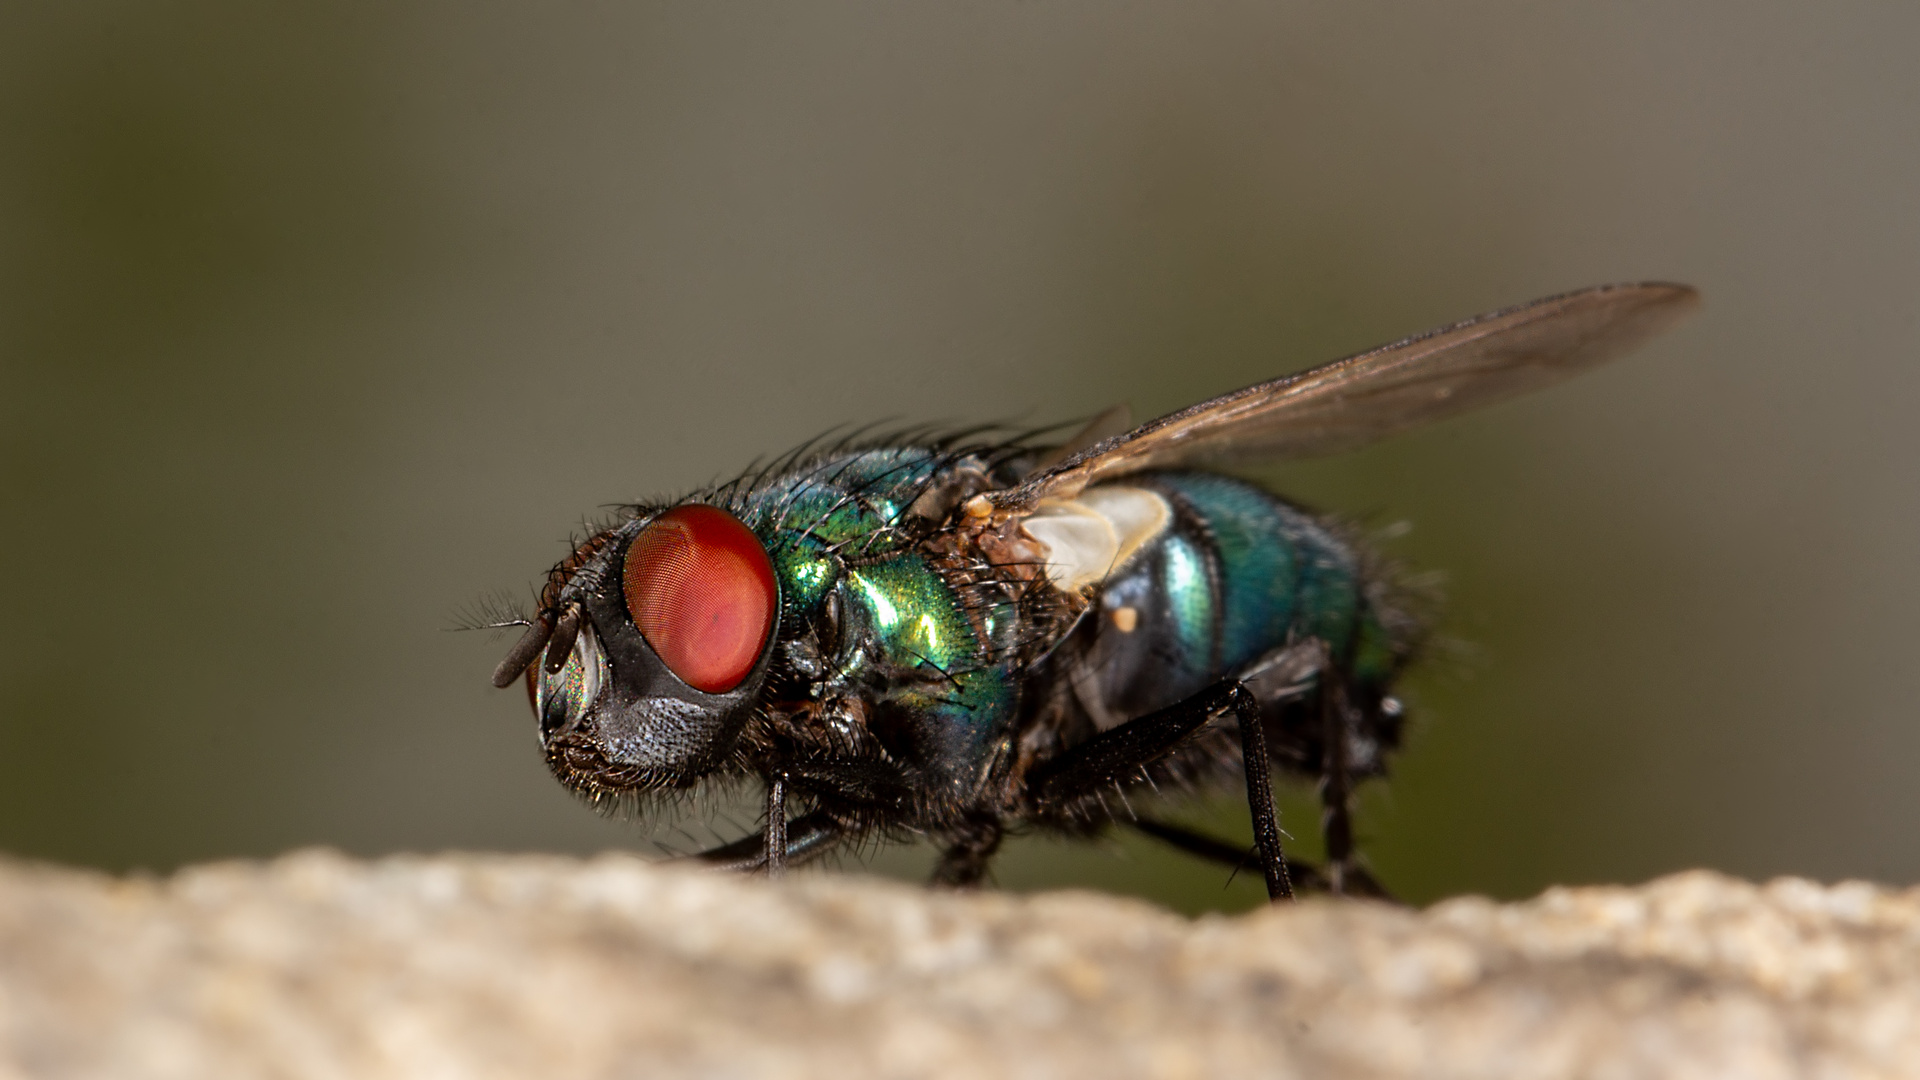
[[622, 505, 777, 694]]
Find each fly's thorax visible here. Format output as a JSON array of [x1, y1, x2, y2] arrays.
[[731, 492, 1024, 794], [808, 546, 1027, 797], [686, 445, 1040, 794]]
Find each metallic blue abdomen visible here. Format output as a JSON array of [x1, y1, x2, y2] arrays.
[[1076, 472, 1378, 726]]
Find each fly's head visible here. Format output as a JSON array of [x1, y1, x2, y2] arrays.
[[492, 504, 780, 794]]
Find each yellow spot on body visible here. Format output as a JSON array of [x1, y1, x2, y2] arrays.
[[1110, 606, 1139, 633], [963, 494, 994, 519]]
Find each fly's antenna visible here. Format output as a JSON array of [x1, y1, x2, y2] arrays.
[[491, 609, 556, 688]]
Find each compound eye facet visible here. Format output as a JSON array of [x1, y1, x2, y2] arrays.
[[622, 505, 777, 694]]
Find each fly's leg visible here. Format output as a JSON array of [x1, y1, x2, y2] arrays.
[[764, 773, 789, 877], [1028, 678, 1249, 802], [931, 813, 1004, 888], [1234, 694, 1293, 901], [1319, 683, 1354, 896], [692, 808, 844, 871], [1128, 818, 1329, 893], [1026, 677, 1294, 902], [1252, 641, 1395, 901], [1311, 683, 1398, 900], [696, 759, 913, 874], [1127, 817, 1253, 867]]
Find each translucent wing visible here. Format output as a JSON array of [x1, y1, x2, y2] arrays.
[[989, 282, 1699, 510]]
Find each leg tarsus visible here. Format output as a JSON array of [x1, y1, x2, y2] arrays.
[[764, 773, 789, 877], [931, 813, 1003, 888]]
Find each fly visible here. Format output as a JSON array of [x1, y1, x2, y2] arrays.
[[489, 282, 1699, 901]]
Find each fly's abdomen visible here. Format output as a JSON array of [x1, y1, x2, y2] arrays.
[[1064, 472, 1383, 727]]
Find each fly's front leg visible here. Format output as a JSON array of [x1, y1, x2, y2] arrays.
[[1026, 676, 1295, 902], [692, 808, 845, 871], [697, 758, 915, 875], [764, 773, 789, 877]]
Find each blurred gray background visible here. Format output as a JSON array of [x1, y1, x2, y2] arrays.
[[2, 3, 1915, 913]]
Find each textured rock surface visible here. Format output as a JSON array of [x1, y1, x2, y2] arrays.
[[1, 852, 1916, 1079]]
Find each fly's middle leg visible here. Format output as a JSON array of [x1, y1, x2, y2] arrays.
[[1245, 637, 1383, 898], [1024, 671, 1314, 902]]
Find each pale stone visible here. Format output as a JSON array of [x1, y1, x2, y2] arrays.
[[1, 852, 1915, 1079]]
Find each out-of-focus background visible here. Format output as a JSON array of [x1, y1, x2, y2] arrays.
[[2, 3, 1914, 914]]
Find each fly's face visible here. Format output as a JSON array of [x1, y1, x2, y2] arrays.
[[496, 504, 781, 791]]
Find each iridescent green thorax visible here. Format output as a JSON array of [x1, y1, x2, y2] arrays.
[[742, 448, 945, 615], [730, 448, 1024, 793]]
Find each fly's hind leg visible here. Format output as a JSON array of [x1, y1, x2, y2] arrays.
[[1309, 673, 1398, 901], [1318, 680, 1352, 895], [1128, 818, 1330, 893], [931, 813, 1004, 888], [1233, 637, 1406, 901], [1026, 665, 1319, 903], [1245, 638, 1391, 899]]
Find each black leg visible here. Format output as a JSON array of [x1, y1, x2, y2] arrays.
[[764, 774, 789, 877], [693, 757, 911, 874], [930, 813, 1003, 888], [783, 758, 914, 809], [693, 809, 844, 871], [1127, 817, 1251, 867], [1128, 818, 1328, 893], [1026, 677, 1296, 902], [1319, 681, 1354, 896], [1028, 678, 1249, 802], [1234, 698, 1293, 901]]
